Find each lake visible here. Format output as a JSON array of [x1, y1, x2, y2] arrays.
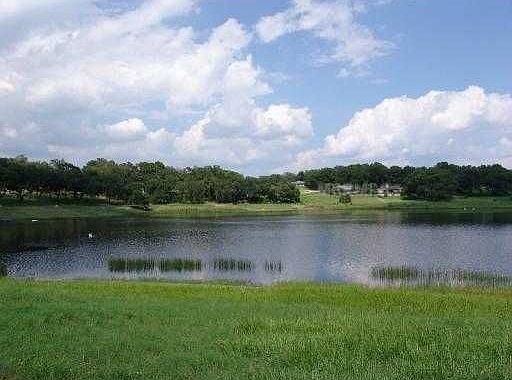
[[2, 211, 512, 286]]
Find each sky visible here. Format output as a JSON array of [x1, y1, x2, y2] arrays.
[[0, 0, 511, 174]]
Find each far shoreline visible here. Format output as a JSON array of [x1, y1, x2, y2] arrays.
[[1, 192, 512, 221]]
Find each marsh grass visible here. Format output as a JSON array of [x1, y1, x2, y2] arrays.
[[371, 265, 420, 281], [265, 260, 283, 272], [159, 258, 202, 272], [0, 263, 6, 277], [108, 258, 156, 273], [213, 258, 253, 271], [372, 265, 512, 287], [109, 257, 258, 273]]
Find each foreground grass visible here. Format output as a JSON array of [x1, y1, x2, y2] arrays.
[[1, 192, 512, 220], [1, 280, 512, 380]]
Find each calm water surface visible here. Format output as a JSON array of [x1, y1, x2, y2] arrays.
[[1, 212, 512, 285]]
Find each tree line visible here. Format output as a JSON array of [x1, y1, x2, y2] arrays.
[[2, 156, 511, 204], [299, 162, 512, 201], [0, 156, 300, 204]]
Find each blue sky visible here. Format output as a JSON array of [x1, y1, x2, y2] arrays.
[[0, 0, 511, 173]]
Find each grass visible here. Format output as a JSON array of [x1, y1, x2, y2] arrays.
[[371, 266, 512, 288], [300, 190, 512, 211], [1, 192, 512, 221], [1, 279, 512, 379]]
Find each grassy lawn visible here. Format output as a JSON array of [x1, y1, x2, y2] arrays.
[[1, 192, 512, 220], [0, 279, 511, 380], [300, 190, 512, 211]]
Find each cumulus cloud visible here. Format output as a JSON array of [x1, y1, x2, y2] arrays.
[[295, 86, 512, 169], [254, 104, 313, 142], [255, 0, 393, 74], [0, 0, 314, 171], [103, 118, 148, 142], [173, 102, 313, 167], [0, 78, 15, 94]]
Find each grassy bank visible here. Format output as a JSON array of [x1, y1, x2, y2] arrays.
[[0, 280, 511, 380], [1, 192, 512, 220]]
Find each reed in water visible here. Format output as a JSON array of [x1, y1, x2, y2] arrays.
[[371, 265, 512, 288]]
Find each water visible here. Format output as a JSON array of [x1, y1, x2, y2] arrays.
[[1, 211, 512, 285]]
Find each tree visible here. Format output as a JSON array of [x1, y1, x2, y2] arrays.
[[403, 168, 458, 201]]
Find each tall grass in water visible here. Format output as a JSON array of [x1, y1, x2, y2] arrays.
[[108, 258, 156, 273], [0, 262, 7, 277], [159, 258, 202, 272], [371, 265, 512, 288], [213, 258, 252, 272], [371, 266, 419, 281], [109, 257, 202, 273], [265, 260, 283, 272], [109, 257, 254, 273]]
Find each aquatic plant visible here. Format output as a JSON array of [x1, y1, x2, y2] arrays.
[[108, 258, 156, 273], [213, 258, 253, 272], [159, 258, 202, 272], [265, 260, 283, 273], [371, 266, 420, 281], [0, 262, 7, 277], [371, 266, 512, 288], [109, 257, 203, 273]]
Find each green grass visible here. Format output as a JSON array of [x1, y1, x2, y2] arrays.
[[300, 190, 512, 211], [1, 192, 512, 221], [1, 280, 512, 379], [0, 203, 143, 220]]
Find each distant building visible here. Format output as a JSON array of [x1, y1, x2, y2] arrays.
[[292, 180, 305, 187], [377, 183, 402, 197], [334, 184, 355, 193]]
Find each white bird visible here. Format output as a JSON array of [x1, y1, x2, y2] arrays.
[[88, 233, 94, 239]]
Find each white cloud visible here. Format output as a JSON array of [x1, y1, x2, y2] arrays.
[[0, 78, 15, 94], [103, 118, 148, 142], [295, 86, 512, 169], [254, 104, 313, 142], [0, 0, 314, 172], [255, 0, 392, 74], [173, 102, 313, 167]]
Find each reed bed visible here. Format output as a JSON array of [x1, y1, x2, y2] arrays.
[[213, 258, 253, 271], [0, 262, 6, 277], [108, 257, 258, 273], [371, 265, 512, 288], [159, 258, 202, 272], [108, 258, 156, 273], [265, 260, 283, 272]]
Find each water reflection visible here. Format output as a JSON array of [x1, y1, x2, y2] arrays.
[[1, 212, 512, 285]]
